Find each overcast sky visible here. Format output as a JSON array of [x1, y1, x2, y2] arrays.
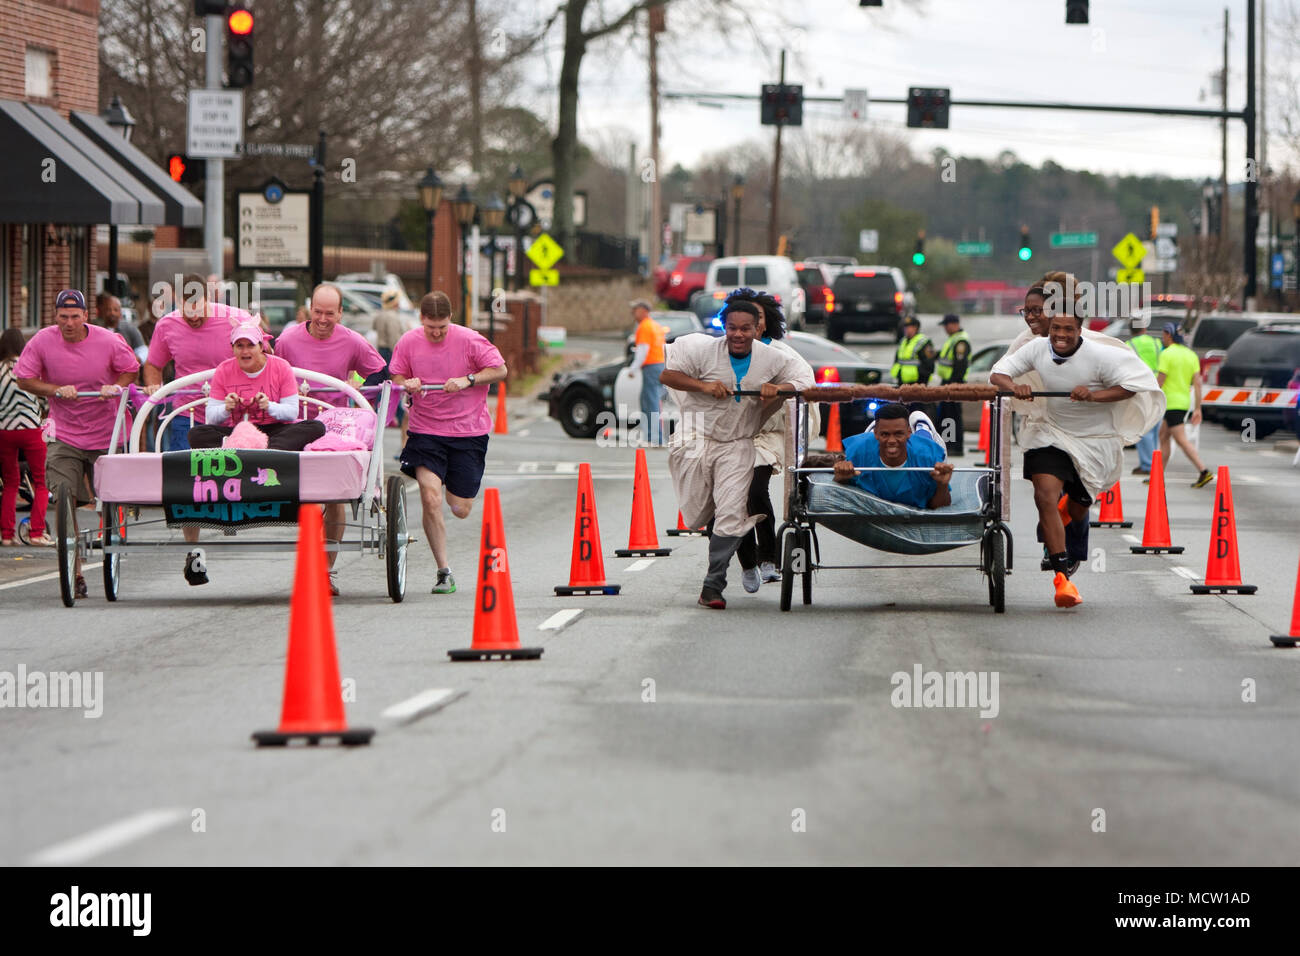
[[515, 0, 1293, 182]]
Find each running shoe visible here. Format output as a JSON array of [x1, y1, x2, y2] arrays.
[[1191, 469, 1214, 488], [760, 561, 781, 583], [1131, 466, 1150, 475], [327, 571, 340, 597], [74, 574, 88, 599], [1039, 554, 1080, 576], [184, 549, 209, 586], [432, 568, 456, 594], [741, 567, 761, 593], [1053, 572, 1082, 608], [698, 587, 726, 609]]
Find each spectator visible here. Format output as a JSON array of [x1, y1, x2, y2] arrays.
[[1, 328, 51, 546], [95, 293, 147, 363]]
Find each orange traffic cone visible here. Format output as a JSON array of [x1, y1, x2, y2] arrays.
[[1191, 467, 1256, 594], [1090, 481, 1133, 528], [555, 464, 621, 596], [1270, 555, 1300, 647], [253, 506, 374, 746], [666, 510, 706, 537], [449, 488, 543, 661], [826, 402, 843, 453], [493, 383, 508, 435], [977, 401, 991, 464], [1130, 450, 1184, 554], [615, 448, 672, 557]]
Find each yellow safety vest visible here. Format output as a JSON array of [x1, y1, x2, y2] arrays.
[[891, 334, 930, 384], [936, 330, 971, 382]]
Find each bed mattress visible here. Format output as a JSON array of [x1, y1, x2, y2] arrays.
[[94, 450, 374, 505]]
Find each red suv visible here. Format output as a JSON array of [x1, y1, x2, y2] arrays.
[[795, 262, 834, 324], [659, 255, 713, 308]]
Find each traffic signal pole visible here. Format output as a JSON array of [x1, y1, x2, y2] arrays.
[[1244, 0, 1258, 305], [204, 12, 224, 281], [768, 51, 785, 255]]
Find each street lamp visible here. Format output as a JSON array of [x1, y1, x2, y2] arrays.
[[101, 94, 136, 299], [506, 166, 529, 290], [480, 194, 506, 338], [417, 167, 444, 295], [453, 184, 476, 324], [730, 175, 745, 257]]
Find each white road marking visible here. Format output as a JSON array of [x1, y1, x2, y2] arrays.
[[27, 808, 189, 865], [555, 462, 578, 474], [1121, 534, 1142, 545], [625, 558, 656, 572], [1234, 474, 1265, 484], [539, 608, 584, 631], [516, 429, 530, 438], [380, 688, 462, 723], [516, 461, 539, 473], [1170, 566, 1200, 580], [0, 562, 103, 591]]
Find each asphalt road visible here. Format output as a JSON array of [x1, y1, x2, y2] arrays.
[[2, 393, 1298, 865]]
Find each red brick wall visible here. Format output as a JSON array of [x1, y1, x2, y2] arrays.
[[0, 0, 100, 115]]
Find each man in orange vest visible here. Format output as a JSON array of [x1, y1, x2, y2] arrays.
[[625, 300, 667, 444]]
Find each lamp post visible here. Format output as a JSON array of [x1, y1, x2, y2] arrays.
[[507, 166, 527, 290], [417, 167, 444, 295], [101, 94, 135, 298], [452, 184, 476, 324], [730, 175, 745, 257], [480, 194, 506, 339], [1292, 189, 1300, 300]]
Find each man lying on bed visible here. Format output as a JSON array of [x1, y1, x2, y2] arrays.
[[832, 402, 955, 509], [188, 322, 326, 451]]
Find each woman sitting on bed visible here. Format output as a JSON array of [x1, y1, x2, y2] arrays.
[[832, 402, 955, 509], [188, 322, 326, 451]]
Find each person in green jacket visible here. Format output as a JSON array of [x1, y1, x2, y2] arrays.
[[1155, 323, 1213, 488], [1128, 315, 1162, 474]]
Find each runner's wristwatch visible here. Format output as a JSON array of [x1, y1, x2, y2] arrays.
[[466, 373, 476, 386]]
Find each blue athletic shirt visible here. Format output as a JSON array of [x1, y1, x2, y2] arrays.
[[841, 430, 946, 509], [728, 353, 752, 402]]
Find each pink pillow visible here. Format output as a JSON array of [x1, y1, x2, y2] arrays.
[[304, 432, 368, 452], [314, 407, 377, 447]]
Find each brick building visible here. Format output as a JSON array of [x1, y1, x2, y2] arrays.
[[0, 0, 199, 331]]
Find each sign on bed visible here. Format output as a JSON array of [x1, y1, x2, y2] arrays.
[[161, 450, 301, 527]]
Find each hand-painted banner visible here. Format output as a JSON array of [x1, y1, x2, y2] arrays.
[[161, 449, 300, 526]]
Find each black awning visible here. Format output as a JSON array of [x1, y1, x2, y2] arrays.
[[71, 111, 204, 228], [0, 99, 161, 225]]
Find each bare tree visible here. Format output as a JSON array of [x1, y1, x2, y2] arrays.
[[1183, 236, 1246, 312]]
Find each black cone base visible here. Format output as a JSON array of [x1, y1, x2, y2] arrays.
[[1190, 583, 1257, 595], [1130, 545, 1185, 554], [252, 727, 375, 747], [615, 547, 672, 557], [448, 646, 544, 661], [554, 583, 621, 595], [1269, 634, 1298, 647], [1090, 520, 1132, 528], [666, 529, 705, 537]]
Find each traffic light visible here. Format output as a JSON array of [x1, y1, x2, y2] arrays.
[[1017, 226, 1033, 261], [906, 88, 950, 129], [760, 84, 803, 126], [166, 153, 206, 185], [912, 231, 926, 266], [1149, 205, 1160, 240], [1066, 1, 1089, 24], [225, 5, 254, 88]]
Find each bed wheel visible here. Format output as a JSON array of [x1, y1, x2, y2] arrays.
[[102, 503, 122, 601], [780, 528, 797, 612], [385, 476, 408, 602], [56, 487, 76, 608], [987, 530, 1006, 613]]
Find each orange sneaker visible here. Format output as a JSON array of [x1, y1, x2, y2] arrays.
[[1053, 572, 1082, 608], [1057, 495, 1072, 527]]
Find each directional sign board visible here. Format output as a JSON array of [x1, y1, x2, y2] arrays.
[[526, 233, 564, 271], [859, 229, 879, 254], [187, 89, 244, 159], [1155, 237, 1177, 260], [1112, 232, 1147, 269], [1050, 232, 1098, 249], [236, 180, 310, 269], [1116, 268, 1145, 285], [529, 269, 559, 287], [955, 241, 992, 256]]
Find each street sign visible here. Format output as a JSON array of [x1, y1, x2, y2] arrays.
[[859, 229, 879, 254], [955, 241, 992, 257], [1112, 232, 1147, 269], [1155, 237, 1177, 259], [237, 142, 316, 159], [1116, 268, 1145, 284], [1156, 222, 1178, 238], [684, 205, 716, 244], [236, 180, 310, 269], [1050, 231, 1098, 249], [186, 89, 244, 159], [529, 268, 559, 287], [843, 88, 868, 121], [1148, 259, 1176, 274], [526, 233, 564, 270]]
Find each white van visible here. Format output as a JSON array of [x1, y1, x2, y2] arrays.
[[703, 255, 807, 330]]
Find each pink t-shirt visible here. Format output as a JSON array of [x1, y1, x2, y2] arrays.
[[208, 355, 299, 427], [14, 324, 139, 450], [147, 304, 252, 422], [273, 321, 386, 410], [388, 325, 505, 437]]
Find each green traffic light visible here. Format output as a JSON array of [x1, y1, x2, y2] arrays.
[[1018, 247, 1032, 261], [913, 252, 926, 265]]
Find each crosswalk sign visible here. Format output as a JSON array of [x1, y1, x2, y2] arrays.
[[1116, 268, 1145, 284], [529, 268, 559, 287]]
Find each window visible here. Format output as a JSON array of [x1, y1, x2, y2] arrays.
[[25, 48, 52, 99], [714, 266, 739, 286], [969, 345, 1007, 374], [742, 266, 768, 285], [21, 225, 42, 328], [685, 260, 710, 274]]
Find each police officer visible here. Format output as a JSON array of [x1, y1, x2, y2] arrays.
[[891, 316, 935, 385], [934, 313, 971, 455]]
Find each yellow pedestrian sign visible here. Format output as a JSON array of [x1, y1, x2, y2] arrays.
[[529, 268, 559, 287], [1112, 232, 1147, 269], [1116, 268, 1145, 285], [526, 232, 564, 271]]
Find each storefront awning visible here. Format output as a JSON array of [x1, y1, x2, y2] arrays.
[[0, 99, 164, 226]]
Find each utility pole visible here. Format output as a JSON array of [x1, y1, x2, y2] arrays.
[[1245, 0, 1259, 305], [204, 12, 224, 279], [768, 50, 785, 255], [1221, 7, 1229, 238], [648, 7, 663, 274]]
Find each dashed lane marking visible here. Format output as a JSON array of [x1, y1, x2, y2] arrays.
[[539, 608, 584, 631], [27, 808, 189, 866], [625, 558, 656, 572], [0, 562, 103, 591], [517, 461, 539, 473], [1121, 534, 1142, 546], [516, 429, 531, 438], [1170, 566, 1200, 580], [556, 462, 578, 474], [380, 688, 464, 724]]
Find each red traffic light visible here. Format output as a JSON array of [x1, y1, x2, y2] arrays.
[[227, 8, 253, 34], [168, 155, 186, 183]]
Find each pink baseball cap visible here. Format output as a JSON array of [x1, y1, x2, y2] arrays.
[[231, 322, 264, 345]]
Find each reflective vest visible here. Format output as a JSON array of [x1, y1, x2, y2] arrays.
[[936, 330, 971, 382], [891, 334, 930, 383], [1130, 333, 1161, 373]]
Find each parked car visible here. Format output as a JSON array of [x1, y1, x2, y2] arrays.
[[544, 329, 887, 439], [335, 272, 411, 302], [1208, 324, 1300, 437], [826, 266, 914, 341], [795, 261, 835, 325], [652, 256, 678, 301], [803, 255, 858, 280], [624, 310, 705, 354], [658, 255, 713, 308], [703, 255, 806, 330]]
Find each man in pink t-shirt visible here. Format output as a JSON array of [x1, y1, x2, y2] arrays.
[[15, 289, 139, 596], [389, 291, 506, 595], [271, 283, 386, 592]]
